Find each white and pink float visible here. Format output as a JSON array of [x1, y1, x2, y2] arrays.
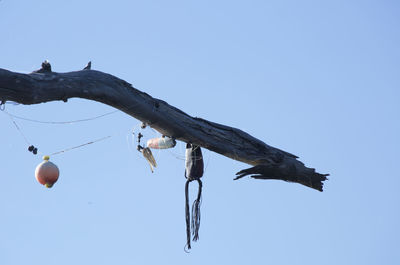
[[35, 156, 59, 188]]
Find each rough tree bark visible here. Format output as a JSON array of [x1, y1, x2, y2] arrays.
[[0, 62, 328, 191]]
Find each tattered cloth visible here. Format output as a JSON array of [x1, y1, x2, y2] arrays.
[[184, 143, 204, 250]]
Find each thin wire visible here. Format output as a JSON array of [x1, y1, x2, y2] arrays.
[[130, 123, 158, 162], [204, 150, 211, 174], [3, 109, 31, 144], [50, 136, 112, 156], [168, 144, 205, 162], [3, 103, 209, 163], [1, 105, 136, 157], [3, 109, 119, 124]]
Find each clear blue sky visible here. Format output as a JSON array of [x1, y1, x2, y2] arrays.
[[1, 1, 399, 264]]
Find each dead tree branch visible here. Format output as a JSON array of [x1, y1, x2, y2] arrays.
[[0, 62, 328, 191]]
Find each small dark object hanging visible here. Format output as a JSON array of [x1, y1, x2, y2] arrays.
[[184, 143, 204, 250], [135, 131, 157, 172], [28, 145, 38, 155]]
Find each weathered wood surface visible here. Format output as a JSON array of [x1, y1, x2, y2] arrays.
[[0, 63, 328, 191]]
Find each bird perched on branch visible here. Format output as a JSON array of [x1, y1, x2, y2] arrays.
[[83, 61, 91, 70], [32, 60, 52, 73]]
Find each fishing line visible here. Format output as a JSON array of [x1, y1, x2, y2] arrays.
[[49, 136, 112, 156], [2, 102, 212, 172], [169, 145, 205, 161], [126, 123, 147, 159], [1, 104, 122, 157], [3, 109, 118, 124], [3, 108, 31, 145], [2, 98, 157, 126], [129, 123, 161, 168]]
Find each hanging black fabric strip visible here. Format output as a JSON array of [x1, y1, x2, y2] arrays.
[[185, 179, 192, 250], [185, 178, 203, 250], [191, 179, 202, 242], [184, 143, 204, 250]]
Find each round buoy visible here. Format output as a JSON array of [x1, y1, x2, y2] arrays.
[[35, 156, 59, 188]]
